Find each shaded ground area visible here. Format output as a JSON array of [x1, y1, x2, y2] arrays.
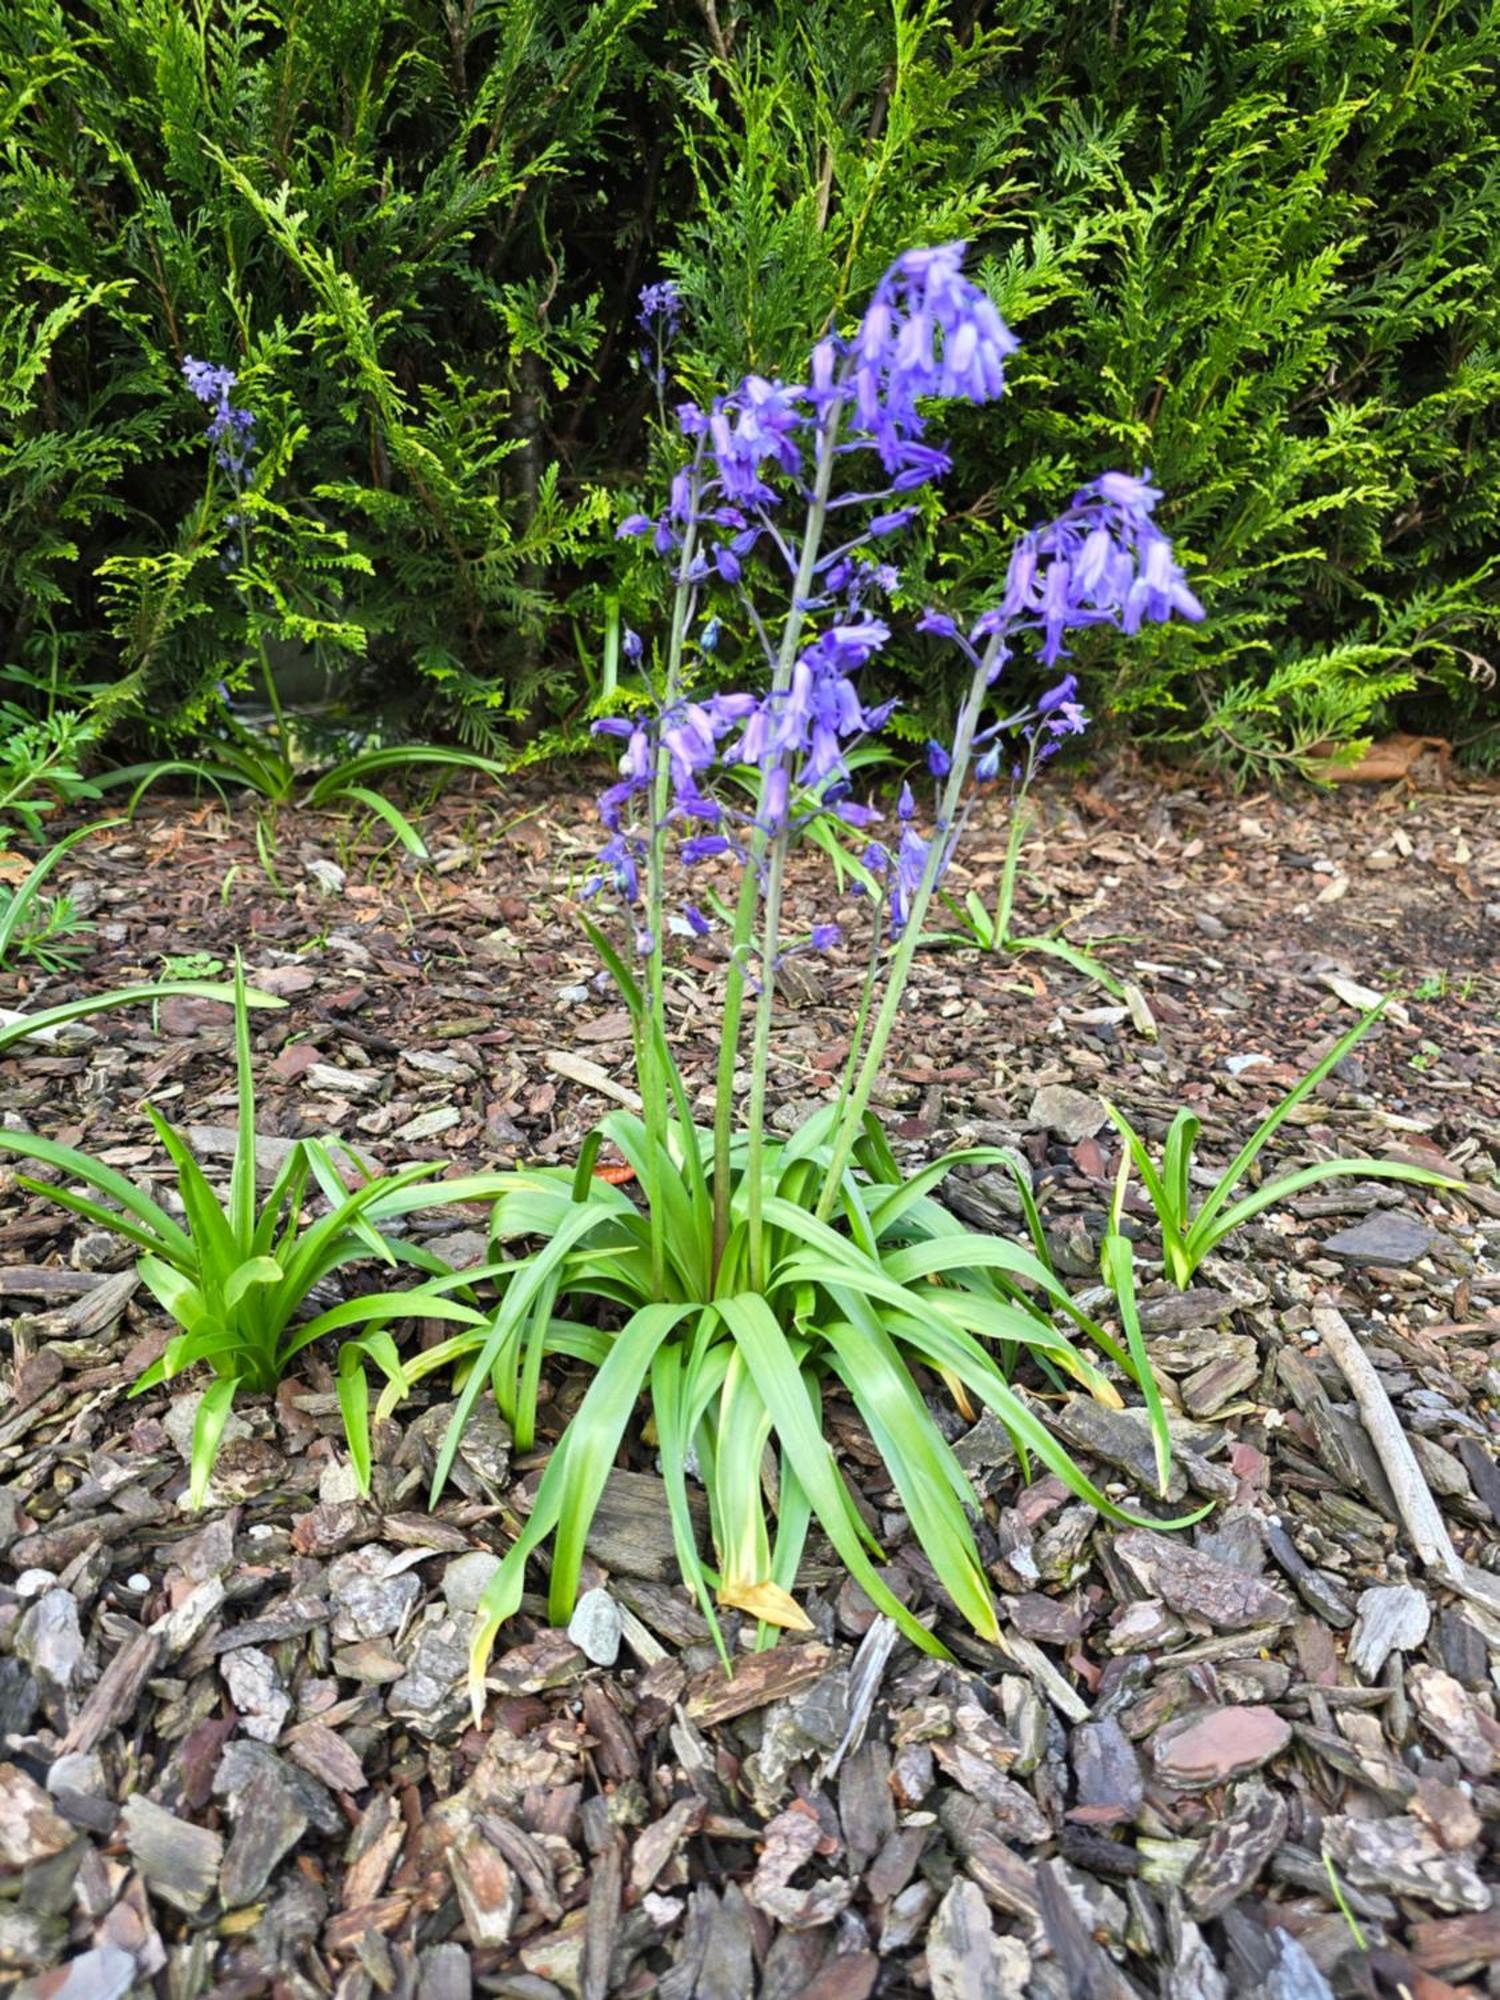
[[0, 763, 1496, 1999]]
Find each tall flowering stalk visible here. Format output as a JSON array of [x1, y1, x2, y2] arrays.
[[394, 246, 1210, 1715], [597, 248, 1201, 1279], [179, 356, 289, 747]]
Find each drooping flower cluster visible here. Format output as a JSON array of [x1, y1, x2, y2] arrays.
[[589, 615, 894, 933], [182, 356, 256, 485], [638, 280, 684, 393], [638, 280, 683, 341], [619, 243, 1017, 622], [598, 246, 1205, 951], [850, 243, 1018, 473]]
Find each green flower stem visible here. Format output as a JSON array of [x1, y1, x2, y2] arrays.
[[990, 739, 1039, 947], [744, 824, 789, 1290], [829, 899, 887, 1142], [710, 399, 845, 1275], [815, 637, 1001, 1220], [644, 465, 703, 1299], [236, 516, 291, 783]]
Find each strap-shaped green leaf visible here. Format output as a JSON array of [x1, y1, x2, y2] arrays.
[[715, 1292, 945, 1659], [188, 1375, 241, 1510]]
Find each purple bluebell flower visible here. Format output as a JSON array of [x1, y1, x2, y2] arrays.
[[622, 627, 643, 661], [638, 280, 683, 336], [1123, 531, 1205, 630], [684, 904, 713, 936], [918, 608, 958, 639], [852, 244, 1018, 473], [809, 924, 841, 951], [1037, 674, 1079, 714], [700, 617, 721, 652], [618, 514, 654, 539], [761, 763, 790, 832], [926, 740, 952, 778], [868, 507, 917, 538], [182, 354, 256, 483], [708, 375, 807, 506], [682, 833, 733, 864]]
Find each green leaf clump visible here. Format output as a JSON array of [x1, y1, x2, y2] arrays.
[[0, 958, 500, 1504]]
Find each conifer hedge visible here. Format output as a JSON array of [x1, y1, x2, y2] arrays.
[[2, 0, 1495, 769]]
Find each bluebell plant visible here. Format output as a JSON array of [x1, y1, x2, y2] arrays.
[[97, 357, 509, 848], [382, 246, 1210, 1712]]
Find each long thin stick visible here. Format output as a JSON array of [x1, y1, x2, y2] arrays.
[[1313, 1304, 1500, 1628]]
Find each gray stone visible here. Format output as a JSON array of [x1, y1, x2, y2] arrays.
[[388, 1613, 469, 1738], [9, 1946, 137, 2000], [46, 1752, 106, 1802], [328, 1548, 421, 1642], [220, 1645, 292, 1743], [567, 1588, 623, 1667], [441, 1550, 501, 1615], [1321, 1211, 1434, 1267], [1026, 1084, 1107, 1144]]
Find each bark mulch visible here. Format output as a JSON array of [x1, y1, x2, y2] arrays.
[[0, 759, 1496, 2000]]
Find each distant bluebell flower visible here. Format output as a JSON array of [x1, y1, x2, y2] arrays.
[[700, 618, 721, 652], [1044, 700, 1088, 739], [618, 514, 653, 539], [684, 904, 712, 936], [926, 740, 951, 778], [975, 744, 1002, 782], [622, 627, 643, 661], [597, 832, 643, 902], [182, 354, 256, 484], [182, 356, 236, 405], [810, 924, 841, 951], [638, 280, 683, 336]]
